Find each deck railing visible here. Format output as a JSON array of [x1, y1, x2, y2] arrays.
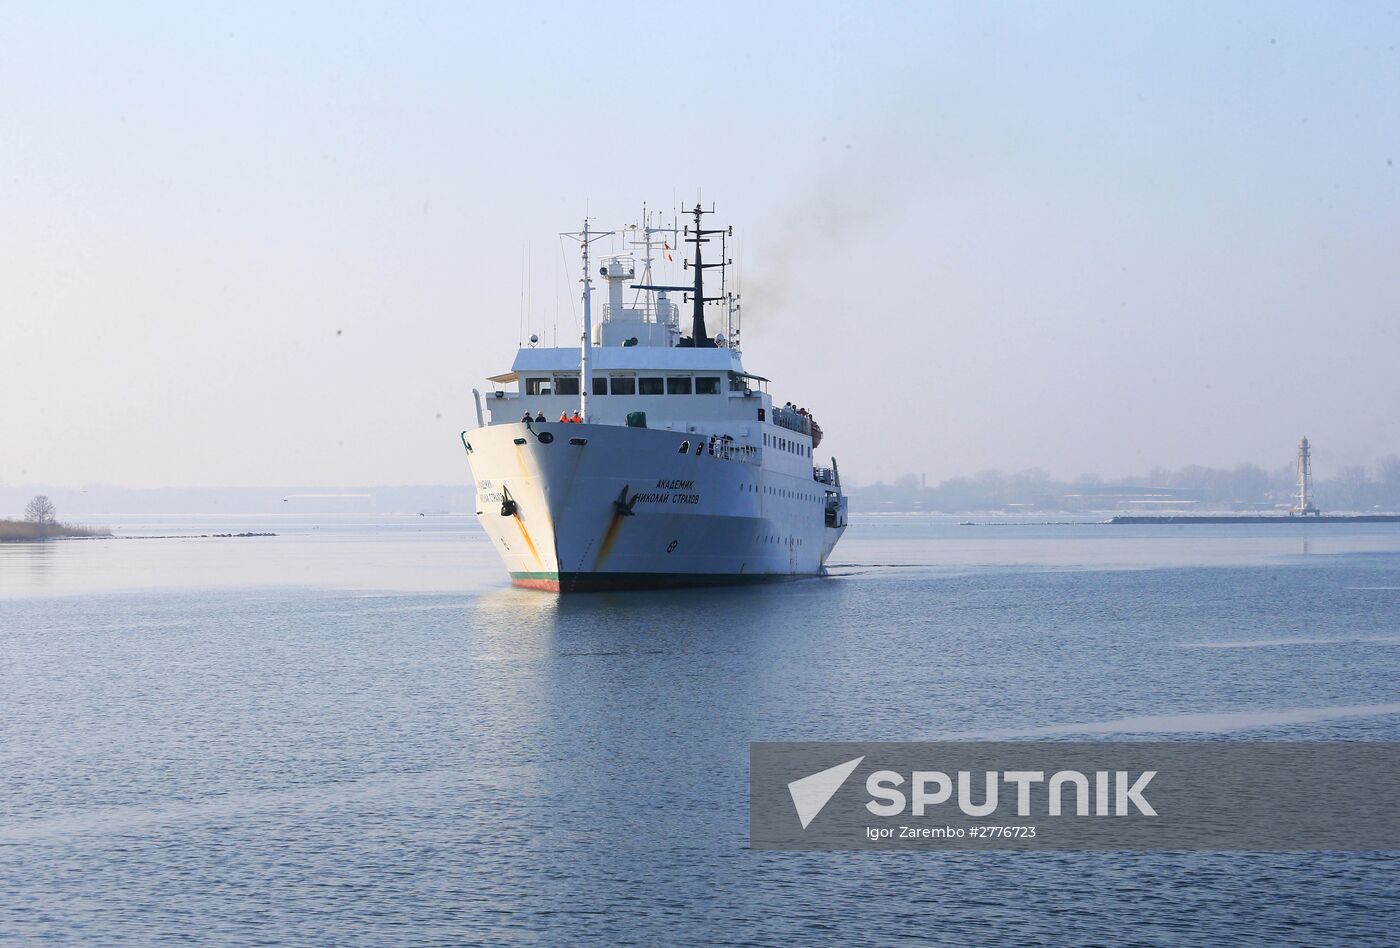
[[772, 407, 812, 435]]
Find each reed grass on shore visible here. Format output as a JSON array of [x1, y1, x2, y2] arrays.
[[0, 519, 113, 541]]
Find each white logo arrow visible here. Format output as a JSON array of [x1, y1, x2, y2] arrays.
[[787, 756, 865, 829]]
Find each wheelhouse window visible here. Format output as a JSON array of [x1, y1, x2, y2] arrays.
[[610, 377, 636, 395], [639, 377, 663, 395], [666, 377, 692, 395], [696, 376, 721, 395], [525, 377, 551, 396], [591, 377, 607, 395], [554, 376, 580, 396]]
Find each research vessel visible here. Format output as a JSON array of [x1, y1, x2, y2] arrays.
[[462, 205, 847, 592]]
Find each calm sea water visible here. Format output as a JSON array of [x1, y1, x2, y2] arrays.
[[3, 515, 1399, 944]]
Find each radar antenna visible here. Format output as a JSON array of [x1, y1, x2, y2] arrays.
[[624, 205, 679, 322]]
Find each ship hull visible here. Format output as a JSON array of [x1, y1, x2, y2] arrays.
[[464, 422, 845, 592]]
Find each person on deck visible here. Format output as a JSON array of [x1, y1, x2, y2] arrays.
[[558, 411, 569, 423], [571, 410, 583, 423], [534, 411, 546, 423], [521, 411, 533, 423]]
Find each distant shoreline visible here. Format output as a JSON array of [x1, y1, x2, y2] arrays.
[[0, 522, 279, 542], [0, 519, 112, 542]]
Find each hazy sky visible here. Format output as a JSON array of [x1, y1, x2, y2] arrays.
[[4, 1, 1398, 488]]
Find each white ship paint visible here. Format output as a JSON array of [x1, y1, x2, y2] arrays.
[[462, 205, 847, 592]]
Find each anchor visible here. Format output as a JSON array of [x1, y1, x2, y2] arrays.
[[613, 485, 639, 517], [500, 486, 518, 517]]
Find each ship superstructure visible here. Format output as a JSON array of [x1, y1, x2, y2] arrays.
[[462, 205, 847, 592]]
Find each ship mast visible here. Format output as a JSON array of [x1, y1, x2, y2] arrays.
[[561, 219, 613, 421], [682, 203, 730, 347], [626, 205, 679, 323]]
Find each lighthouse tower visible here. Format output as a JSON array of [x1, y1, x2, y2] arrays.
[[1293, 436, 1320, 516]]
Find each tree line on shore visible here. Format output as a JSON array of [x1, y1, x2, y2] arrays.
[[849, 457, 1400, 513]]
